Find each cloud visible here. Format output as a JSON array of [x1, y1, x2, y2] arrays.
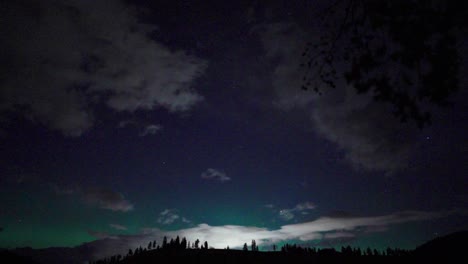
[[88, 231, 117, 240], [0, 0, 206, 137], [51, 184, 77, 195], [293, 202, 316, 211], [157, 209, 180, 225], [258, 22, 418, 172], [279, 210, 295, 221], [118, 120, 137, 128], [279, 201, 316, 221], [82, 187, 134, 212], [311, 90, 416, 172], [51, 184, 134, 212], [80, 209, 455, 260], [257, 22, 316, 110], [156, 209, 192, 226], [118, 119, 162, 136], [323, 231, 355, 239], [264, 204, 275, 208], [139, 124, 162, 137], [109, 224, 127, 231], [201, 168, 231, 182]]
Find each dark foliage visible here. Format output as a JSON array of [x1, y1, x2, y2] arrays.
[[302, 0, 468, 128], [88, 231, 467, 264], [0, 250, 39, 264], [414, 230, 468, 258]]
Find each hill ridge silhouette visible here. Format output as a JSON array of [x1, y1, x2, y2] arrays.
[[3, 230, 467, 263]]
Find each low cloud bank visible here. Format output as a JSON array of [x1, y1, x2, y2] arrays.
[[84, 209, 455, 260]]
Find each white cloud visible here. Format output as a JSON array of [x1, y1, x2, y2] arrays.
[[201, 168, 231, 182], [157, 209, 181, 225], [0, 0, 206, 137], [139, 124, 162, 137], [279, 201, 316, 221], [279, 210, 295, 221]]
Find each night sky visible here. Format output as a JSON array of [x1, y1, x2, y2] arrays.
[[0, 0, 467, 260]]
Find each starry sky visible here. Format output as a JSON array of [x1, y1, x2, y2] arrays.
[[0, 0, 467, 259]]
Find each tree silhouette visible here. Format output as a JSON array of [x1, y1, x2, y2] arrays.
[[175, 236, 180, 248], [162, 236, 167, 249], [195, 239, 200, 249], [251, 240, 258, 251], [302, 0, 467, 128], [169, 238, 174, 248], [181, 237, 187, 249], [92, 233, 467, 264]]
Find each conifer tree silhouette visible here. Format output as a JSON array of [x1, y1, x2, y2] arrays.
[[251, 240, 257, 251], [175, 236, 180, 248], [162, 236, 167, 249], [181, 237, 187, 249]]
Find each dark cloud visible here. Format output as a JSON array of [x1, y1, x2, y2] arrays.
[[256, 22, 315, 109], [51, 184, 133, 212], [51, 184, 77, 195], [109, 224, 127, 231], [88, 230, 117, 240], [258, 22, 418, 172], [117, 119, 162, 136], [201, 168, 231, 182], [317, 231, 357, 247], [118, 120, 137, 128], [82, 187, 134, 212], [311, 89, 417, 172], [0, 0, 206, 137]]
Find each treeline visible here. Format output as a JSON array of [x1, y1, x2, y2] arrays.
[[280, 243, 410, 257], [90, 235, 211, 264], [90, 237, 411, 264]]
